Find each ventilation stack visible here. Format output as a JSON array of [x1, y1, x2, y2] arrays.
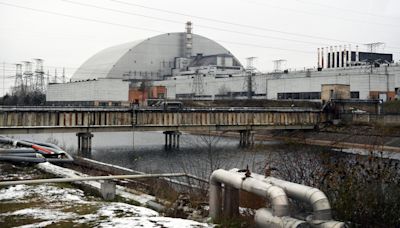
[[185, 21, 193, 58]]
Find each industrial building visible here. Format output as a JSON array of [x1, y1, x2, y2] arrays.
[[71, 22, 243, 82], [46, 22, 400, 105]]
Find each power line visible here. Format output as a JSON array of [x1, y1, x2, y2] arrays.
[[0, 1, 164, 33], [243, 0, 399, 27], [110, 0, 400, 48], [62, 0, 328, 47], [0, 1, 317, 55], [296, 0, 400, 20]]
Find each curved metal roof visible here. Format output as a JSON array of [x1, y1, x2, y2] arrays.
[[72, 33, 241, 81], [72, 40, 144, 81]]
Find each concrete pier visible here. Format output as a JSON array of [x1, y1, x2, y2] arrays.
[[239, 130, 254, 147], [77, 132, 94, 152], [163, 131, 181, 149]]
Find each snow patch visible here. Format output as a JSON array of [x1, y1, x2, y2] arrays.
[[0, 184, 30, 201], [97, 202, 159, 217], [3, 208, 77, 220], [98, 216, 212, 228]]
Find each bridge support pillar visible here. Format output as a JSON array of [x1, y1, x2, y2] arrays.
[[163, 131, 181, 150], [239, 130, 254, 147], [77, 132, 94, 153]]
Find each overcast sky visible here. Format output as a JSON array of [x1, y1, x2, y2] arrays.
[[1, 0, 400, 94]]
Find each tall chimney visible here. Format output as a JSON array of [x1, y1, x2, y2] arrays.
[[334, 46, 338, 68], [355, 45, 359, 63], [185, 21, 193, 58], [321, 47, 325, 69]]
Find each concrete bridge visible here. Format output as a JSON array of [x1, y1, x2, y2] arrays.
[[0, 106, 324, 150]]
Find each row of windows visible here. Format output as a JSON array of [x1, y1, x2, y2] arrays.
[[277, 92, 321, 100], [123, 71, 161, 77], [277, 91, 360, 100]]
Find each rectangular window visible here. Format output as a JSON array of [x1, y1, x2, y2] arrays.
[[277, 92, 321, 100], [350, 91, 360, 99]]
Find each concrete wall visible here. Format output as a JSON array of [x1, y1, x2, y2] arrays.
[[321, 84, 350, 102], [46, 79, 129, 102], [341, 113, 400, 126]]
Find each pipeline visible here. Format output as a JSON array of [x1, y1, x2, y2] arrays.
[[255, 208, 309, 228], [0, 136, 73, 163], [209, 169, 290, 218], [229, 169, 345, 228]]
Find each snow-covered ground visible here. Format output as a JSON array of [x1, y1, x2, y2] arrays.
[[0, 163, 212, 228], [0, 183, 212, 227]]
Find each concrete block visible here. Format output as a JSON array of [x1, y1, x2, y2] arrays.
[[101, 180, 116, 200]]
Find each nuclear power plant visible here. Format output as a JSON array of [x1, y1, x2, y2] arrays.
[[46, 22, 400, 105]]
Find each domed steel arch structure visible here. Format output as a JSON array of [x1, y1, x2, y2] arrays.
[[72, 32, 242, 82]]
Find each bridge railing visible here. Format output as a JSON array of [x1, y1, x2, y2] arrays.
[[0, 107, 322, 129]]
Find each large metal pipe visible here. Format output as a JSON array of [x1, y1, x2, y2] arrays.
[[0, 155, 46, 163], [229, 169, 345, 228], [248, 173, 332, 220], [255, 208, 309, 228], [209, 169, 289, 220], [0, 136, 73, 163], [0, 173, 188, 186]]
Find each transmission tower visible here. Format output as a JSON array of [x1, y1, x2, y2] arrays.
[[364, 42, 385, 53], [14, 64, 24, 94], [273, 59, 287, 72], [192, 71, 204, 96], [53, 69, 58, 83], [364, 42, 385, 73], [22, 61, 33, 92], [33, 59, 45, 92], [46, 70, 50, 86], [62, 67, 66, 83]]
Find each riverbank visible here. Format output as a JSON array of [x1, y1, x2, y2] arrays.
[[188, 124, 400, 153]]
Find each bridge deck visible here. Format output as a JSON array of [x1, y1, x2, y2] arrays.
[[0, 107, 324, 134]]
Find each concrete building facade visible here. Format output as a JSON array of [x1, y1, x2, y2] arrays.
[[46, 79, 129, 105]]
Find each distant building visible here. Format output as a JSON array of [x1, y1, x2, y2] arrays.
[[71, 32, 242, 81], [46, 78, 130, 106]]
